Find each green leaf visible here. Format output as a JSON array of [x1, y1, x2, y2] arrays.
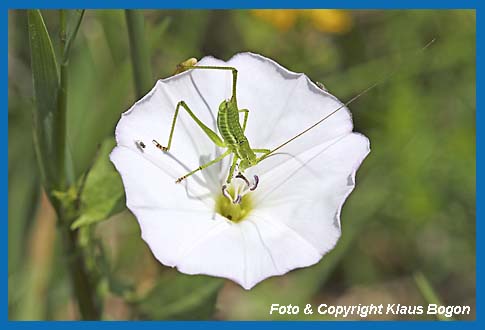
[[135, 272, 224, 320], [27, 10, 60, 189], [96, 10, 128, 65], [148, 16, 172, 56], [63, 10, 85, 63], [125, 10, 153, 98], [71, 139, 125, 229], [66, 12, 133, 179]]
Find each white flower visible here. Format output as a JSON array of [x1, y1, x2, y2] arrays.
[[110, 53, 370, 290]]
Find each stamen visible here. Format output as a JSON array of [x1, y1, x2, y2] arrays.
[[236, 173, 250, 186], [222, 180, 245, 205], [235, 173, 259, 191], [222, 185, 232, 203], [233, 181, 244, 204], [250, 175, 259, 191]]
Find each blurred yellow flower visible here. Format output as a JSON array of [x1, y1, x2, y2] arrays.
[[251, 9, 352, 34], [251, 10, 299, 31], [306, 10, 353, 34]]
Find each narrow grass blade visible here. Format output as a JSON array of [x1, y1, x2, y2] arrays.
[[125, 10, 153, 98], [27, 10, 60, 189], [414, 272, 452, 321]]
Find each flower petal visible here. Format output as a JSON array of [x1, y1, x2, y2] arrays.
[[167, 133, 369, 290], [176, 218, 321, 290], [114, 56, 234, 192], [112, 144, 318, 290], [227, 53, 353, 161], [252, 133, 370, 255], [110, 146, 231, 266], [111, 52, 370, 290], [114, 52, 352, 189]]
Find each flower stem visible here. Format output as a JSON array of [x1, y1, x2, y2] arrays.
[[57, 10, 67, 189], [59, 209, 100, 319], [56, 10, 100, 320], [125, 10, 152, 98]]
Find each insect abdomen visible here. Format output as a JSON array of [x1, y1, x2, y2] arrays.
[[217, 100, 245, 147]]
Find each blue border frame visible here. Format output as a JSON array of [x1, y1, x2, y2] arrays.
[[5, 1, 480, 327], [2, 0, 482, 9]]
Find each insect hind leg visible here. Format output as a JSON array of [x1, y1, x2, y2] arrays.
[[177, 64, 239, 103], [153, 101, 225, 152], [239, 109, 249, 132]]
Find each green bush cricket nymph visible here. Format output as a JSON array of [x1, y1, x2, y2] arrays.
[[147, 58, 352, 205], [152, 60, 270, 190], [149, 42, 433, 204]]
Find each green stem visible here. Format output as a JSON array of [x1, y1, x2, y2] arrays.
[[125, 10, 152, 98], [414, 272, 452, 321], [57, 64, 67, 187], [57, 10, 67, 189], [59, 210, 100, 320], [56, 10, 100, 320]]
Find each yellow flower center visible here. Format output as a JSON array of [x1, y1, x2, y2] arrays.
[[215, 185, 253, 223]]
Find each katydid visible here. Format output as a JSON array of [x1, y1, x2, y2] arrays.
[[152, 60, 362, 187], [152, 61, 271, 188], [151, 42, 434, 199]]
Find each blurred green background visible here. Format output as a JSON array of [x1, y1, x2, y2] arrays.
[[8, 10, 475, 320]]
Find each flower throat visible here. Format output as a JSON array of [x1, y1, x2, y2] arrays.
[[215, 175, 257, 222]]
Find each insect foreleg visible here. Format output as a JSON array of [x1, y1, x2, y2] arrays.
[[153, 101, 225, 151], [238, 109, 249, 132], [226, 155, 239, 183], [176, 150, 231, 183]]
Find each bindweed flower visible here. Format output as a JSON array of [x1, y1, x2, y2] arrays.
[[110, 53, 370, 289]]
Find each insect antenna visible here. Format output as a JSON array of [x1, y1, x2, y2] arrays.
[[259, 38, 436, 162], [257, 151, 319, 177]]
